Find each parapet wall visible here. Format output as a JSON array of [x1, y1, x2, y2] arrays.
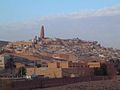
[[0, 76, 111, 90]]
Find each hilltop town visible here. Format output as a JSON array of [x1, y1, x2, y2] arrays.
[[0, 25, 120, 90]]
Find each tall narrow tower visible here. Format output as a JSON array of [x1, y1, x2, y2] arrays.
[[40, 25, 45, 39]]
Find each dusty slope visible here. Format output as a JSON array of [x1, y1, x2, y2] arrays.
[[36, 79, 120, 90]]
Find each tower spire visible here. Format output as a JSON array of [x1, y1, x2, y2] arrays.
[[40, 25, 45, 39]]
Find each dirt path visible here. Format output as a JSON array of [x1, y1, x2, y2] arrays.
[[36, 79, 120, 90]]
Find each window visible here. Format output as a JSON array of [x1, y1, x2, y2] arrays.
[[0, 60, 2, 62]]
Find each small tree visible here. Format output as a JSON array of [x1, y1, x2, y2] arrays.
[[101, 63, 107, 75], [5, 56, 16, 75], [94, 64, 107, 76], [18, 67, 26, 77]]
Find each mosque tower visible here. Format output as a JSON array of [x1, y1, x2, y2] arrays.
[[40, 25, 45, 39]]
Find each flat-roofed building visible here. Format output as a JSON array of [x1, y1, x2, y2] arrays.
[[26, 67, 94, 78], [48, 61, 71, 68], [0, 55, 5, 68], [48, 62, 60, 68], [52, 53, 77, 61], [26, 61, 94, 78], [15, 62, 25, 69], [13, 41, 33, 47], [0, 54, 11, 69], [87, 62, 101, 68], [48, 61, 87, 69]]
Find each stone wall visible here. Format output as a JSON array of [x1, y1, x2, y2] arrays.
[[0, 76, 110, 90]]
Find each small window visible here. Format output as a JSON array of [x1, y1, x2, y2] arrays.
[[0, 60, 2, 62]]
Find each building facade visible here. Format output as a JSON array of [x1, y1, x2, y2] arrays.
[[0, 54, 11, 69], [26, 67, 94, 78]]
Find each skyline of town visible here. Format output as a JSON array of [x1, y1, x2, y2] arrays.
[[0, 1, 120, 48]]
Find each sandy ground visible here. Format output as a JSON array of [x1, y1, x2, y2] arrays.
[[35, 79, 120, 90]]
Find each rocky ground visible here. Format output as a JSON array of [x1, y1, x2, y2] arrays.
[[36, 79, 120, 90]]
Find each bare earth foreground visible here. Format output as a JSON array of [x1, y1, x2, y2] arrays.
[[36, 79, 120, 90]]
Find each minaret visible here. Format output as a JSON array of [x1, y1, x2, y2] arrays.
[[40, 25, 45, 39]]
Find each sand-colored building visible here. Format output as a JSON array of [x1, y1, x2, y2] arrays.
[[26, 61, 94, 78], [47, 61, 87, 69], [0, 54, 11, 69], [26, 67, 94, 78], [0, 55, 6, 68], [13, 41, 33, 47], [52, 53, 77, 61], [87, 62, 101, 68], [15, 62, 25, 69]]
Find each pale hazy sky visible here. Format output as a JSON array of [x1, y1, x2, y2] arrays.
[[0, 0, 120, 48]]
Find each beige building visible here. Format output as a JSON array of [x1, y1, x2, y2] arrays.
[[26, 67, 94, 78], [0, 54, 10, 69], [47, 61, 87, 69], [0, 55, 5, 68], [87, 62, 101, 68], [13, 41, 33, 47], [52, 53, 77, 61], [26, 61, 94, 78], [15, 62, 25, 69]]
